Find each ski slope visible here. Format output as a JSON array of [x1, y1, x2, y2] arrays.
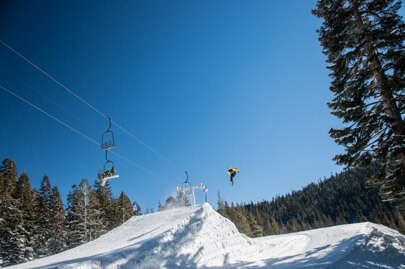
[[9, 203, 405, 268]]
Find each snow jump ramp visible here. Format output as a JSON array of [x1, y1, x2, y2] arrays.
[[9, 203, 405, 268]]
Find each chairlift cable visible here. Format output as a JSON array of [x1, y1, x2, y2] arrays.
[[0, 67, 100, 132], [0, 39, 107, 119], [2, 68, 177, 180], [0, 39, 185, 174], [111, 121, 184, 173], [0, 84, 99, 145], [0, 84, 174, 185]]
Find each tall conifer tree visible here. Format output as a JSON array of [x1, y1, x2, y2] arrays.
[[15, 172, 35, 261], [94, 175, 115, 230], [66, 184, 86, 248], [35, 175, 55, 257], [313, 0, 405, 211], [117, 191, 134, 225], [47, 186, 66, 254], [87, 188, 104, 240], [0, 159, 26, 266]]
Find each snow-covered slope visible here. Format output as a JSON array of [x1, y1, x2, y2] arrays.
[[9, 203, 405, 268]]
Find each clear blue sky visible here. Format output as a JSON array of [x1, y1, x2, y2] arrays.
[[2, 1, 397, 212]]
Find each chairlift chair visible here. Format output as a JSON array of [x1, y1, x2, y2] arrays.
[[181, 171, 192, 193], [101, 149, 119, 186], [101, 117, 115, 150]]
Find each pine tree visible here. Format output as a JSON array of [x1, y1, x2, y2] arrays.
[[15, 172, 35, 261], [248, 213, 263, 237], [87, 188, 104, 240], [66, 184, 86, 248], [166, 196, 175, 208], [94, 175, 115, 231], [117, 192, 133, 225], [47, 186, 66, 254], [1, 158, 18, 196], [313, 0, 405, 211], [0, 159, 26, 266], [35, 175, 55, 257], [217, 191, 224, 210], [79, 179, 91, 242]]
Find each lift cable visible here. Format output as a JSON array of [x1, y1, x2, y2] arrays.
[[0, 84, 173, 185], [0, 67, 100, 132], [1, 68, 181, 182], [0, 39, 185, 174], [0, 40, 106, 118]]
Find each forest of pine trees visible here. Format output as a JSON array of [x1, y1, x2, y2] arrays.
[[0, 158, 139, 267], [217, 164, 405, 238]]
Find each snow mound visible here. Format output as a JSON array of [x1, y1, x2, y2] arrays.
[[8, 203, 405, 268]]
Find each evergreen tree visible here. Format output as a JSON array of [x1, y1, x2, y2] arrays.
[[66, 184, 86, 248], [313, 0, 405, 211], [47, 186, 66, 254], [79, 179, 91, 242], [35, 175, 55, 257], [117, 192, 134, 225], [162, 196, 176, 210], [1, 158, 18, 196], [87, 188, 104, 240], [15, 172, 35, 261], [248, 213, 263, 237], [217, 191, 224, 210], [94, 175, 115, 231], [0, 159, 26, 266]]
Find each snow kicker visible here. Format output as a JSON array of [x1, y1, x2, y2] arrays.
[[8, 203, 405, 268]]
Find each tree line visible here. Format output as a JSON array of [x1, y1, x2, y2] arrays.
[[217, 164, 405, 238], [0, 158, 140, 267]]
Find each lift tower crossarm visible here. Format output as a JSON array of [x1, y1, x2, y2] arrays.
[[176, 183, 205, 206]]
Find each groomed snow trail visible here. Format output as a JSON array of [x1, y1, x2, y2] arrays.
[[8, 203, 405, 268]]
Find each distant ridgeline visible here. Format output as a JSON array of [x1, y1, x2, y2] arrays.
[[217, 164, 405, 237]]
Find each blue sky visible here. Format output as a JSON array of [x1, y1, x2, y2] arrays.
[[2, 1, 398, 212]]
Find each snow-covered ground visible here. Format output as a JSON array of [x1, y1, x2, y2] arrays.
[[8, 203, 405, 268]]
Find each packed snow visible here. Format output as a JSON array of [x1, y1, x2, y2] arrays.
[[8, 203, 405, 268]]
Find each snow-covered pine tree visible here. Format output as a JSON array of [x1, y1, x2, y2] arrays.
[[88, 188, 104, 240], [0, 159, 27, 266], [47, 186, 67, 254], [313, 0, 405, 211], [34, 175, 55, 257], [115, 192, 133, 226], [15, 172, 36, 261], [66, 184, 86, 249], [94, 174, 115, 231], [248, 213, 263, 237], [79, 178, 91, 242]]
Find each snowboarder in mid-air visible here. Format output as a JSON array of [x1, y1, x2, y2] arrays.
[[228, 168, 239, 186]]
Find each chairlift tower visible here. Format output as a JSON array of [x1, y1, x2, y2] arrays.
[[177, 171, 205, 206], [176, 182, 206, 206]]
